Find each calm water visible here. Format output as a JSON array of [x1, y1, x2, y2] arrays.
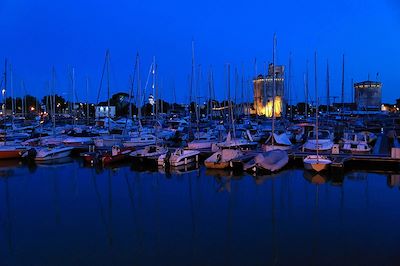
[[1, 160, 400, 265]]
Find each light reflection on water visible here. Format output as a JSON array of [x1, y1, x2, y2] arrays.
[[1, 160, 400, 265]]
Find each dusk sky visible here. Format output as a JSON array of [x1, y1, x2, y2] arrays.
[[0, 0, 399, 104]]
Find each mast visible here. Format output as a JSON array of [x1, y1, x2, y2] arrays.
[[46, 81, 50, 118], [137, 54, 142, 121], [157, 78, 164, 114], [2, 59, 7, 117], [254, 58, 259, 120], [234, 67, 238, 120], [72, 67, 76, 125], [106, 50, 111, 132], [262, 61, 267, 118], [227, 64, 235, 138], [155, 63, 159, 117], [10, 64, 14, 116], [190, 40, 195, 121], [314, 52, 319, 157], [86, 77, 90, 125], [326, 60, 330, 117], [206, 69, 211, 119], [209, 67, 215, 119], [288, 52, 293, 120], [195, 64, 201, 138], [21, 81, 26, 117], [341, 54, 345, 119], [305, 60, 309, 118], [152, 56, 156, 120], [272, 33, 276, 145], [129, 53, 139, 121], [51, 67, 56, 134], [241, 64, 245, 118]]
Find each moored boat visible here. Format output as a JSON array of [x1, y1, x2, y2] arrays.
[[33, 146, 74, 161], [158, 148, 200, 167], [0, 145, 28, 159], [63, 137, 94, 148], [341, 132, 371, 153], [101, 145, 134, 165], [122, 134, 158, 148], [303, 155, 332, 173], [303, 130, 334, 151], [204, 149, 243, 169], [262, 132, 293, 151], [129, 145, 168, 160], [244, 150, 289, 173]]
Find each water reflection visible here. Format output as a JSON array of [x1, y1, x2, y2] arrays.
[[3, 178, 13, 254], [388, 174, 400, 188], [303, 171, 328, 185], [0, 160, 399, 265]]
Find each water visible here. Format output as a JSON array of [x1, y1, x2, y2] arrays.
[[1, 160, 400, 265]]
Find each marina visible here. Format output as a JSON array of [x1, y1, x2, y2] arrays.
[[1, 0, 400, 264], [0, 47, 399, 264]]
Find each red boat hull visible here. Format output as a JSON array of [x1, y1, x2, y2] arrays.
[[0, 150, 25, 159]]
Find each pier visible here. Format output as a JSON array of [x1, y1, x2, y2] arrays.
[[225, 132, 400, 173]]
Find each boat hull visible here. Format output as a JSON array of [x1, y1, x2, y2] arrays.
[[0, 150, 25, 159], [303, 156, 332, 172], [170, 156, 198, 167], [35, 147, 73, 161], [204, 161, 231, 169]]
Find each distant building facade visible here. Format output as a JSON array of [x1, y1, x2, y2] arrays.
[[354, 81, 382, 111], [253, 64, 285, 117], [95, 105, 116, 118]]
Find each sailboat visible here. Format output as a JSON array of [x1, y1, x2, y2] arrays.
[[263, 132, 292, 151], [204, 64, 244, 169], [257, 34, 291, 175], [303, 52, 332, 172], [0, 60, 29, 159]]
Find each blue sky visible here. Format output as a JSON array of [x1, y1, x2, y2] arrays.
[[0, 0, 399, 104]]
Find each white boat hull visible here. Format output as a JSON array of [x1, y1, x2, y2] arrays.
[[187, 140, 215, 150], [35, 147, 73, 161], [158, 150, 200, 167]]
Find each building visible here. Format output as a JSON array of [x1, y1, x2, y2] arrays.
[[95, 105, 116, 118], [354, 81, 382, 111], [253, 64, 285, 117]]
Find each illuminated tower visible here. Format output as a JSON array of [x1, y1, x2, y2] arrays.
[[253, 63, 285, 117], [354, 80, 382, 111]]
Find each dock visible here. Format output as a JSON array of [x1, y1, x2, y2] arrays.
[[228, 132, 400, 172]]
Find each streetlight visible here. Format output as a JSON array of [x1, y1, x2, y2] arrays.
[[1, 88, 5, 116]]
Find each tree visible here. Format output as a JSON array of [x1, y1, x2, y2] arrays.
[[5, 95, 40, 114], [41, 94, 68, 113]]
